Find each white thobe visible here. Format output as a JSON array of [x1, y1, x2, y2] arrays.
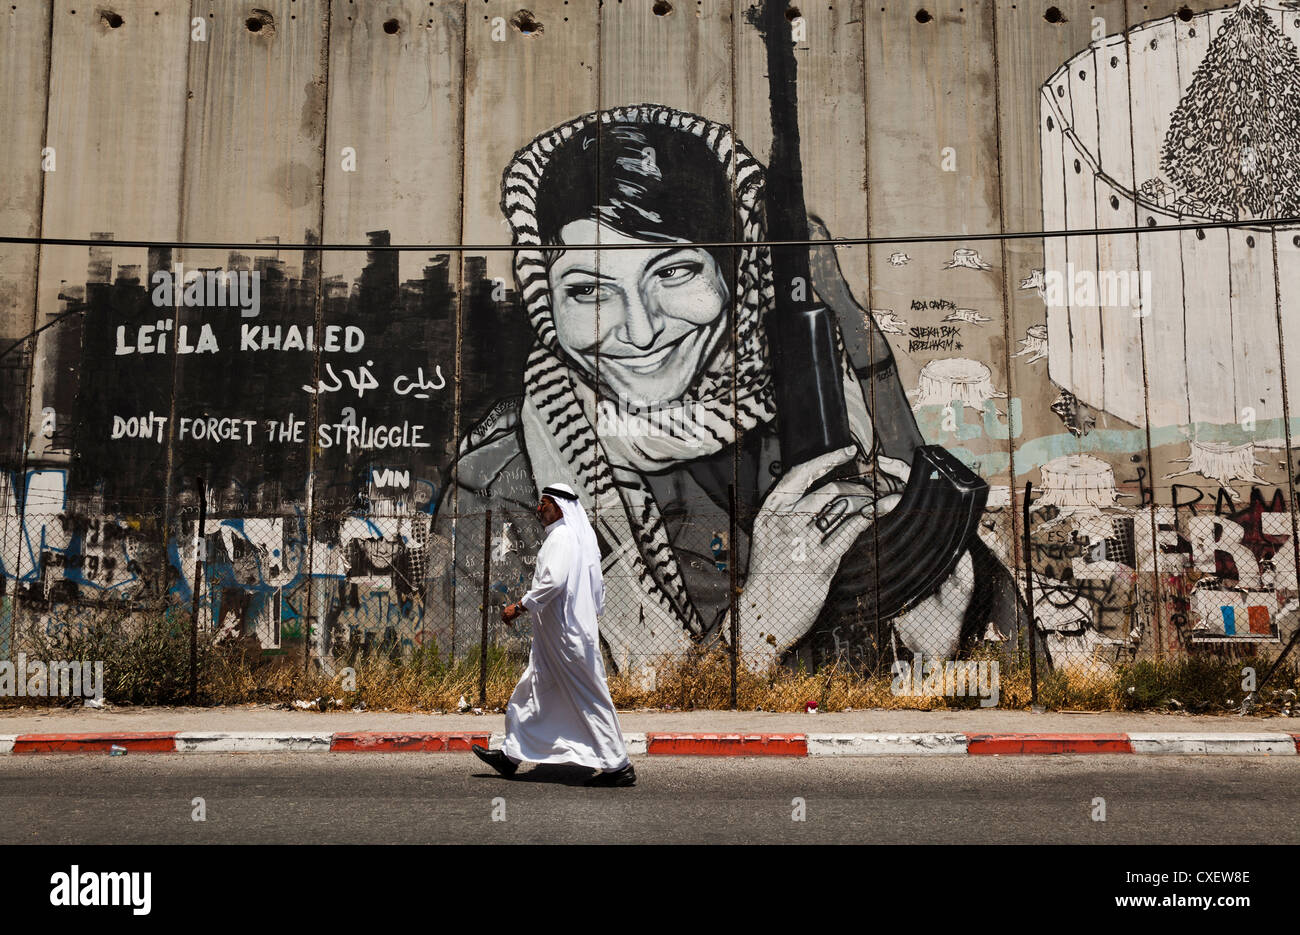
[[501, 519, 631, 771]]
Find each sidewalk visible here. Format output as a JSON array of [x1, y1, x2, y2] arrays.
[[2, 706, 1298, 756], [3, 705, 1299, 734]]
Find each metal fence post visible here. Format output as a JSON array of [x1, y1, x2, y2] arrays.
[[479, 508, 492, 709], [189, 477, 207, 704], [728, 484, 739, 709], [1022, 481, 1038, 707]]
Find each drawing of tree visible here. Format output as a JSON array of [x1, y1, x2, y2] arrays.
[[1160, 0, 1300, 220]]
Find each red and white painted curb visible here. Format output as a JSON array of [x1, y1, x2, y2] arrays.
[[1, 730, 1298, 756]]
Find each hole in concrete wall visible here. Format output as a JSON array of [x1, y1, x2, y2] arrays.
[[1046, 115, 1054, 131], [383, 17, 400, 33], [1177, 5, 1193, 22], [101, 9, 123, 27], [1110, 55, 1118, 68], [915, 9, 931, 23], [653, 1, 672, 15], [1293, 235, 1300, 248], [1247, 236, 1256, 248], [1110, 195, 1119, 210], [1146, 217, 1157, 227], [511, 9, 543, 35], [245, 9, 275, 35], [1073, 159, 1081, 173], [1195, 228, 1205, 240], [1044, 6, 1065, 23]]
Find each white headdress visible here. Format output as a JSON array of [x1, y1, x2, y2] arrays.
[[542, 483, 605, 615]]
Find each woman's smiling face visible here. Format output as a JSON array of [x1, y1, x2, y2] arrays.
[[549, 219, 729, 405]]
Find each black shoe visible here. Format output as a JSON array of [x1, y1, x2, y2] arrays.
[[583, 763, 636, 787], [472, 744, 518, 778]]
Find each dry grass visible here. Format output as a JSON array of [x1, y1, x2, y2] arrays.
[[5, 610, 1297, 715], [606, 647, 952, 711]]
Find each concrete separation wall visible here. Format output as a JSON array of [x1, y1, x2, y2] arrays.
[[0, 0, 1299, 694]]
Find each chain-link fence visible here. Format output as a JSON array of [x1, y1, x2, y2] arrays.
[[5, 457, 1297, 711]]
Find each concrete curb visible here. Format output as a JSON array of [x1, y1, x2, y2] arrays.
[[1126, 732, 1300, 755], [10, 731, 180, 755], [644, 732, 808, 756], [807, 732, 971, 756], [2, 731, 1298, 756], [176, 732, 335, 754], [965, 732, 1134, 755]]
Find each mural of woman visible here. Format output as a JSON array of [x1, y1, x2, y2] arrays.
[[436, 104, 1021, 673]]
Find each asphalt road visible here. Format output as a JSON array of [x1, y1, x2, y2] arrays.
[[3, 754, 1297, 845]]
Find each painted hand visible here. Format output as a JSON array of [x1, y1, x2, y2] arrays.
[[741, 445, 889, 668], [891, 550, 977, 659]]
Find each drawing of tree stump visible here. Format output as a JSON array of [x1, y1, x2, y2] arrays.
[[1164, 438, 1267, 494], [1037, 454, 1124, 512], [1014, 324, 1049, 362], [911, 358, 1007, 410], [942, 247, 992, 270]]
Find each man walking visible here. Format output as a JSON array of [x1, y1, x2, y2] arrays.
[[472, 483, 636, 787]]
